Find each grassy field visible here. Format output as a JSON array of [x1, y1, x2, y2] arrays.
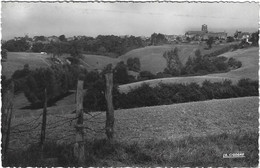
[[2, 43, 239, 78], [119, 43, 238, 74], [81, 54, 120, 70], [8, 96, 259, 166], [119, 47, 258, 93], [10, 96, 258, 148], [1, 52, 50, 78]]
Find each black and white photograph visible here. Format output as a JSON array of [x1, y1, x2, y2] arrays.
[[1, 1, 259, 167]]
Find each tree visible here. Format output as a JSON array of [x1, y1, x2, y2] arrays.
[[227, 36, 235, 43], [113, 61, 129, 84], [34, 36, 46, 42], [24, 68, 57, 106], [2, 38, 30, 52], [206, 37, 214, 49], [59, 35, 66, 42], [1, 49, 8, 61], [31, 42, 45, 52], [250, 31, 259, 46], [127, 57, 141, 72], [150, 33, 167, 45], [138, 71, 155, 80], [69, 40, 83, 59], [163, 48, 183, 76]]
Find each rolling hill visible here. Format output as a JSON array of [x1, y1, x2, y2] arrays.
[[2, 52, 50, 78], [118, 43, 238, 74], [119, 47, 258, 93], [10, 96, 259, 149], [81, 54, 120, 70]]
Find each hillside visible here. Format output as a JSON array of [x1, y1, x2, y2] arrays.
[[10, 96, 259, 149], [119, 43, 238, 74], [81, 54, 120, 70], [2, 52, 50, 78], [2, 43, 238, 78], [119, 47, 258, 93]]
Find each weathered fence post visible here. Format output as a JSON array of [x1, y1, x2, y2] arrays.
[[2, 81, 14, 162], [40, 88, 48, 159], [105, 72, 114, 141], [74, 76, 85, 165]]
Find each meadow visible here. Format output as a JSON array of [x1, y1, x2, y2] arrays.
[[119, 47, 258, 93], [3, 42, 259, 166], [2, 42, 238, 78], [1, 52, 50, 78], [8, 96, 259, 166]]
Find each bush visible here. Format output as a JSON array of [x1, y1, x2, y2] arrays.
[[138, 71, 155, 81], [115, 78, 258, 110], [228, 57, 242, 69]]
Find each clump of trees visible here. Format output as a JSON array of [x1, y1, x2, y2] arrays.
[[150, 33, 168, 45], [2, 37, 30, 52], [161, 47, 242, 77], [127, 57, 141, 72], [163, 48, 183, 76], [206, 37, 214, 49], [10, 64, 84, 108], [1, 48, 8, 61], [117, 78, 258, 109], [2, 35, 145, 58], [250, 31, 259, 46]]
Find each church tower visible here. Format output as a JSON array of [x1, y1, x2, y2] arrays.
[[202, 24, 208, 33]]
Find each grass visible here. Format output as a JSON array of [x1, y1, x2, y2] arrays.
[[81, 54, 120, 70], [119, 43, 238, 74], [119, 47, 259, 93], [9, 96, 259, 150], [4, 131, 258, 167], [1, 52, 50, 78]]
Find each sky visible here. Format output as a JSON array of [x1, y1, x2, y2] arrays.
[[1, 2, 259, 40]]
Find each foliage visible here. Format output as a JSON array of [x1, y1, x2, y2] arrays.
[[2, 35, 145, 57], [249, 31, 259, 46], [31, 42, 45, 52], [163, 48, 183, 76], [59, 35, 66, 42], [226, 36, 235, 43], [127, 57, 141, 72], [138, 71, 155, 81], [113, 61, 129, 84], [228, 57, 242, 69], [1, 48, 8, 60], [12, 64, 83, 107], [206, 37, 214, 49], [116, 78, 258, 109], [2, 37, 30, 52], [150, 33, 168, 45]]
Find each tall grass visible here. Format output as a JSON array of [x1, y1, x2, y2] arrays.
[[4, 131, 258, 167]]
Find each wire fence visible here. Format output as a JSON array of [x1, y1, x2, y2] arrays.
[[9, 106, 107, 151]]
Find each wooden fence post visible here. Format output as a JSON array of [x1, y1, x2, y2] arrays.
[[40, 88, 48, 159], [105, 72, 114, 141], [2, 81, 14, 162], [74, 78, 85, 165]]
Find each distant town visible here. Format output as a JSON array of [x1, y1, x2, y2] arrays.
[[2, 24, 254, 55]]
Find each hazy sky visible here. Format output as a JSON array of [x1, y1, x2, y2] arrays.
[[1, 2, 259, 40]]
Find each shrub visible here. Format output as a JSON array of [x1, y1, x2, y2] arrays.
[[228, 57, 242, 69], [138, 71, 155, 81], [115, 78, 258, 110]]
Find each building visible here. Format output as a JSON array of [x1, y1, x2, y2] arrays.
[[235, 31, 251, 42], [185, 24, 227, 40]]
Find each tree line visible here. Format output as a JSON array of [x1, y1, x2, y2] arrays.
[[2, 35, 146, 58], [2, 60, 257, 112]]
